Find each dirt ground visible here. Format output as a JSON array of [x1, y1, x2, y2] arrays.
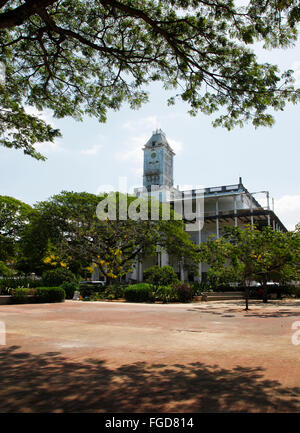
[[0, 299, 300, 413]]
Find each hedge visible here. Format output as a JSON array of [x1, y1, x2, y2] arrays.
[[0, 277, 42, 295], [11, 287, 65, 303], [123, 283, 153, 302]]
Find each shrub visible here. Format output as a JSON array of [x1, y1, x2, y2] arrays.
[[173, 283, 193, 302], [0, 277, 42, 294], [61, 281, 79, 299], [11, 288, 36, 303], [143, 265, 179, 288], [155, 285, 178, 303], [123, 283, 153, 302], [79, 282, 104, 297], [35, 287, 65, 303], [291, 286, 300, 298], [11, 287, 65, 303], [42, 268, 76, 287]]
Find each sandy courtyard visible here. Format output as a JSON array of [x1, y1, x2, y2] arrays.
[[0, 299, 300, 412]]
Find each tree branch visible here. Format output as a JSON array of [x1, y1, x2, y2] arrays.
[[0, 0, 57, 30]]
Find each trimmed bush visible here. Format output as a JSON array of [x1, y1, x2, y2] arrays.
[[123, 283, 153, 302], [11, 287, 65, 303], [35, 287, 65, 303], [0, 277, 42, 295], [61, 281, 79, 299], [42, 268, 76, 287], [11, 288, 36, 303], [143, 265, 179, 288]]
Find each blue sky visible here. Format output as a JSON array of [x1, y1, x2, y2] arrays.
[[1, 37, 300, 230]]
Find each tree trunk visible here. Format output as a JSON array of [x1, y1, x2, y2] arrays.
[[263, 285, 268, 303], [244, 286, 249, 311]]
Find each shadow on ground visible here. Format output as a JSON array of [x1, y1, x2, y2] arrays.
[[188, 300, 300, 318], [0, 346, 299, 413]]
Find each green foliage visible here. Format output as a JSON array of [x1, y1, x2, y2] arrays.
[[35, 287, 65, 303], [292, 286, 300, 298], [31, 191, 200, 281], [200, 225, 300, 287], [143, 265, 179, 288], [154, 285, 178, 303], [0, 261, 13, 277], [11, 286, 65, 303], [42, 268, 76, 287], [60, 281, 79, 299], [123, 283, 153, 302], [0, 196, 35, 269], [172, 283, 193, 303], [1, 1, 300, 159], [11, 288, 36, 303], [0, 277, 42, 294]]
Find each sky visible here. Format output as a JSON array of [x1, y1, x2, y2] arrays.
[[0, 33, 300, 231]]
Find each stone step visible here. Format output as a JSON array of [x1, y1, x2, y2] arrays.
[[205, 295, 244, 301], [199, 292, 245, 302], [205, 291, 244, 296]]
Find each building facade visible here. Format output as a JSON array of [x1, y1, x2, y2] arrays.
[[131, 129, 287, 282]]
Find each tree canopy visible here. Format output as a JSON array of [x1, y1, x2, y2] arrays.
[[1, 0, 300, 159], [18, 191, 200, 279], [200, 224, 300, 308], [0, 195, 35, 262]]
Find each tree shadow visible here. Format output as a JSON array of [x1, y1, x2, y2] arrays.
[[187, 300, 300, 318], [0, 346, 299, 413]]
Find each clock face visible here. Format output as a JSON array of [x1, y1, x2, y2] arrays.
[[151, 152, 156, 158]]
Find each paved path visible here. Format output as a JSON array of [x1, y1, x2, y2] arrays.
[[0, 299, 300, 412]]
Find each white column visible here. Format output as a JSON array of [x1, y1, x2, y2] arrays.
[[234, 195, 237, 227], [180, 260, 184, 282], [160, 250, 169, 267], [137, 260, 143, 282]]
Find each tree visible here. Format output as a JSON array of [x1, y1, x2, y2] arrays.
[[0, 195, 35, 267], [1, 1, 300, 159], [200, 225, 300, 310], [25, 191, 200, 281]]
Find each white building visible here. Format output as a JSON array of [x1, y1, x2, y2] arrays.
[[130, 129, 287, 282]]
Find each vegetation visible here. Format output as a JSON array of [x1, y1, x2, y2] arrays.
[[1, 1, 300, 159], [143, 265, 179, 289], [123, 283, 153, 302], [11, 286, 65, 303], [199, 225, 300, 309], [60, 281, 79, 299], [21, 191, 200, 281], [42, 267, 76, 287]]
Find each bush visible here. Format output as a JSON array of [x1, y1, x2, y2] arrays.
[[42, 268, 76, 287], [11, 288, 36, 303], [155, 285, 178, 303], [143, 265, 179, 288], [123, 283, 153, 302], [11, 287, 65, 303], [0, 277, 42, 295], [291, 286, 300, 298], [35, 287, 65, 303], [79, 282, 104, 298], [173, 283, 193, 302], [61, 281, 79, 299]]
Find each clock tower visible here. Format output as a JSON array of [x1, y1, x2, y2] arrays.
[[143, 129, 175, 191]]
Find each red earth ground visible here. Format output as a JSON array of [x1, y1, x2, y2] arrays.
[[0, 299, 300, 413]]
